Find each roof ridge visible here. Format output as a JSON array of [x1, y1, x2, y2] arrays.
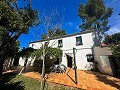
[[29, 29, 94, 44]]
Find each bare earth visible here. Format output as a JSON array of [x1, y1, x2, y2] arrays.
[[22, 69, 120, 90]]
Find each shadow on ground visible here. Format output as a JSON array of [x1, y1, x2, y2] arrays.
[[66, 68, 77, 84], [0, 72, 25, 90], [84, 71, 120, 89]]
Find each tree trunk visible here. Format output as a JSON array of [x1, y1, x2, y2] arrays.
[[41, 45, 45, 78], [0, 58, 4, 77], [41, 57, 45, 78]]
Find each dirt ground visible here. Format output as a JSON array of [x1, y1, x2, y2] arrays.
[[22, 68, 120, 90]]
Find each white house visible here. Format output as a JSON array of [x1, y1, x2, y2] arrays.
[[28, 30, 98, 70], [8, 30, 116, 76]]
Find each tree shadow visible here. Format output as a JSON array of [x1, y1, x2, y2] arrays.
[[84, 71, 120, 89], [0, 72, 25, 90]]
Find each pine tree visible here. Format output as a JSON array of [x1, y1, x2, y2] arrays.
[[78, 0, 113, 40]]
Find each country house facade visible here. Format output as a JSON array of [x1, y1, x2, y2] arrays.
[[28, 30, 98, 70]]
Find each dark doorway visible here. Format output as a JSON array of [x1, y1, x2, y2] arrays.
[[13, 58, 19, 66], [54, 58, 59, 64], [66, 55, 72, 68], [109, 56, 120, 77]]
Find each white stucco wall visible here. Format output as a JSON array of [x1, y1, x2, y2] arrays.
[[28, 31, 95, 70], [19, 57, 25, 66]]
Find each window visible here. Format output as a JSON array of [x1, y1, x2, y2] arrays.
[[45, 42, 48, 46], [76, 36, 83, 45], [58, 39, 63, 47], [32, 44, 34, 48], [86, 54, 94, 62], [54, 58, 59, 64]]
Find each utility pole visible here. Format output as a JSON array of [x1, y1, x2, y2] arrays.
[[73, 48, 77, 84]]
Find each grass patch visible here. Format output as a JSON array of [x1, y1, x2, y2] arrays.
[[1, 72, 81, 90]]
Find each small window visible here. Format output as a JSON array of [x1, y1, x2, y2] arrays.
[[54, 58, 59, 64], [45, 42, 48, 46], [58, 39, 63, 47], [86, 54, 94, 62], [76, 36, 83, 46], [32, 44, 34, 48]]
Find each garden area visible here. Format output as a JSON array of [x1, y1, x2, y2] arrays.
[[1, 68, 120, 90], [0, 72, 80, 90]]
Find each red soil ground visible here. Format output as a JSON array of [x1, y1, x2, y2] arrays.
[[22, 69, 120, 90]]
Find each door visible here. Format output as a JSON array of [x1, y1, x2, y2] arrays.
[[67, 55, 72, 68], [100, 56, 113, 75], [13, 58, 19, 66]]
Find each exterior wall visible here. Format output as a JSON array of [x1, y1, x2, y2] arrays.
[[19, 57, 25, 66], [29, 31, 95, 70], [18, 57, 35, 66], [93, 47, 113, 75]]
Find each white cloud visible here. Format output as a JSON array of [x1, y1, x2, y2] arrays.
[[66, 21, 74, 26], [65, 21, 80, 32], [106, 26, 120, 35]]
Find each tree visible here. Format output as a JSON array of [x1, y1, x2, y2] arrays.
[[38, 9, 65, 78], [111, 44, 120, 75], [0, 0, 40, 76], [104, 33, 120, 75], [42, 28, 66, 39], [104, 33, 120, 45], [78, 0, 113, 43], [31, 47, 62, 67], [18, 47, 35, 57], [104, 33, 120, 57]]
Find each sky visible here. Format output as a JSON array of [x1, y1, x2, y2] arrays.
[[18, 0, 120, 48]]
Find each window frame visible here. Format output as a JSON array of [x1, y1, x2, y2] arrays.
[[58, 39, 63, 47], [76, 36, 83, 46], [86, 54, 94, 62]]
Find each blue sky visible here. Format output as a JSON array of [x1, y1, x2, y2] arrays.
[[18, 0, 120, 48]]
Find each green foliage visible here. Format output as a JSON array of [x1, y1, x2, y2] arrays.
[[78, 0, 113, 35], [47, 47, 62, 60], [42, 28, 66, 39], [31, 49, 43, 61], [111, 44, 120, 72], [31, 47, 62, 62], [106, 33, 120, 58], [0, 0, 40, 75], [1, 72, 80, 90], [17, 47, 35, 57], [104, 33, 120, 45], [30, 47, 62, 67], [104, 33, 120, 69], [111, 44, 120, 58], [0, 0, 40, 57], [55, 29, 66, 37]]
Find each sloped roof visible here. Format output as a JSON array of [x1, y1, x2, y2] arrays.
[[29, 29, 94, 44]]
